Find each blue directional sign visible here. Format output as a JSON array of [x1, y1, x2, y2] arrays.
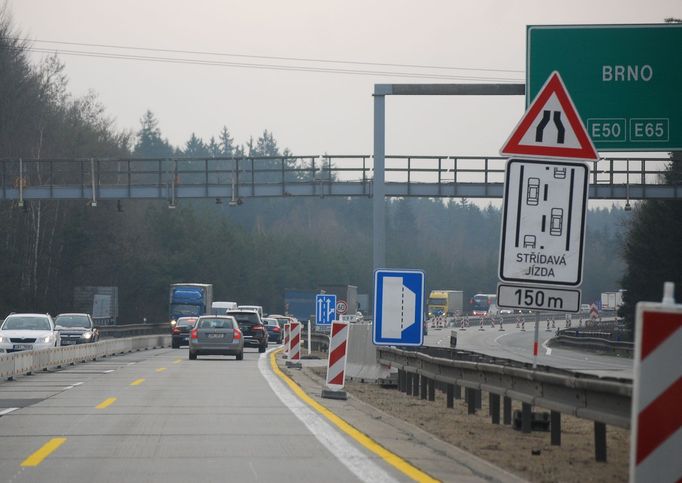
[[315, 294, 337, 325], [373, 269, 425, 346]]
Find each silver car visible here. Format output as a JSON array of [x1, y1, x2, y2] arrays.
[[188, 315, 244, 360], [0, 313, 60, 352]]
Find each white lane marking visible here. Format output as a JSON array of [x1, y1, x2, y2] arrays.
[[64, 386, 74, 390], [0, 408, 19, 416], [541, 339, 552, 356], [104, 370, 115, 373], [258, 349, 397, 483], [127, 362, 136, 366], [73, 382, 84, 386]]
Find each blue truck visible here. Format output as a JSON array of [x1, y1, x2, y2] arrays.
[[169, 283, 213, 321]]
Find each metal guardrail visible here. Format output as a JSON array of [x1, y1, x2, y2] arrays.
[[0, 335, 170, 380], [550, 334, 634, 355], [377, 346, 632, 428], [1, 155, 677, 201]]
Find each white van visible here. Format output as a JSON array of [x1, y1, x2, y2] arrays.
[[238, 305, 263, 318], [211, 301, 238, 315]]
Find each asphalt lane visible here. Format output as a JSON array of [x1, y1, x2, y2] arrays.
[[0, 346, 405, 483], [425, 320, 633, 379]]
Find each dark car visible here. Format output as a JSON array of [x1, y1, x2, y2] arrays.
[[227, 310, 268, 353], [172, 317, 198, 348], [262, 317, 282, 344], [54, 313, 99, 345]]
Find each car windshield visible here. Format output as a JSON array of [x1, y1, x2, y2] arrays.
[[198, 318, 234, 329], [172, 304, 201, 316], [176, 318, 197, 328], [229, 312, 260, 325], [263, 319, 278, 326], [428, 298, 446, 305], [2, 316, 52, 331], [54, 315, 91, 328]]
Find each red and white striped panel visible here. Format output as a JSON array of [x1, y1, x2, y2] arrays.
[[325, 321, 349, 391], [289, 322, 301, 361], [630, 305, 682, 483], [283, 323, 290, 357]]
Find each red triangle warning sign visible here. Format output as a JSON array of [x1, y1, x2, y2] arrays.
[[501, 71, 598, 161]]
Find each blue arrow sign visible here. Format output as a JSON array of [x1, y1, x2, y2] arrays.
[[373, 269, 424, 346], [316, 294, 337, 325]]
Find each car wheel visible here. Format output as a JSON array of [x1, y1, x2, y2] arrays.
[[258, 345, 266, 353], [189, 351, 197, 360], [236, 351, 243, 361], [172, 340, 179, 349]]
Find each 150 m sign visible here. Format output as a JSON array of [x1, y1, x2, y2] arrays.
[[497, 283, 580, 313]]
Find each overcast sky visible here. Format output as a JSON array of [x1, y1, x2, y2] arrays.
[[7, 0, 681, 156]]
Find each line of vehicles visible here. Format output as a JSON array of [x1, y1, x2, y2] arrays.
[[168, 282, 298, 360], [0, 312, 99, 353]]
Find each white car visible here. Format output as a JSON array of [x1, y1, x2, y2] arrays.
[[0, 313, 60, 352]]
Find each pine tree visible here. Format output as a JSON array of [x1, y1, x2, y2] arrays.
[[133, 110, 174, 157], [620, 152, 682, 326]]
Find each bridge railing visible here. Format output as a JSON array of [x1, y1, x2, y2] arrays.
[[0, 155, 676, 200]]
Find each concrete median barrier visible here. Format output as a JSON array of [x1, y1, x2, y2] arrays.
[[0, 335, 171, 380]]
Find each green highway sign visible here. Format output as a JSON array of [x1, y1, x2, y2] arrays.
[[527, 24, 682, 151]]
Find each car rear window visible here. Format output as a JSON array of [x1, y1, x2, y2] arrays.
[[229, 312, 260, 325], [176, 318, 198, 327], [198, 318, 235, 329]]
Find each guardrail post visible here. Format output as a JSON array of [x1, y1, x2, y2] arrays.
[[446, 384, 454, 408], [522, 402, 532, 433], [453, 384, 461, 400], [594, 422, 607, 462], [428, 378, 435, 401], [475, 389, 482, 409], [466, 388, 476, 414], [398, 369, 404, 392], [491, 393, 500, 424], [503, 397, 512, 425], [411, 373, 419, 397], [420, 375, 427, 400], [551, 411, 561, 445]]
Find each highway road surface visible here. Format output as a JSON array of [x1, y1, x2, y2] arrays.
[[425, 319, 633, 379], [0, 345, 522, 483]]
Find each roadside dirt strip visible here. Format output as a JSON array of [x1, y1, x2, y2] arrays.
[[278, 353, 629, 483]]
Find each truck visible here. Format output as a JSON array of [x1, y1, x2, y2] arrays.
[[169, 283, 213, 321], [283, 289, 317, 321], [73, 286, 119, 325], [427, 290, 464, 318], [600, 290, 624, 311]]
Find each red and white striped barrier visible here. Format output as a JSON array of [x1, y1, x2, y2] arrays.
[[630, 282, 682, 483], [283, 323, 290, 358], [289, 321, 301, 361], [325, 320, 349, 392]]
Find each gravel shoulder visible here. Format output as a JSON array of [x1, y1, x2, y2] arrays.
[[290, 351, 629, 483]]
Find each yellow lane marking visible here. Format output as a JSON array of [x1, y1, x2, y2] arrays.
[[21, 438, 67, 467], [155, 367, 167, 373], [130, 378, 145, 386], [269, 350, 439, 483], [95, 397, 117, 409], [173, 359, 182, 364]]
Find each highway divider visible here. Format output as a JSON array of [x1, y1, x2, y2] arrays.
[[0, 335, 170, 380]]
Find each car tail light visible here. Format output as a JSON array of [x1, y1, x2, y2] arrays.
[[190, 329, 198, 340], [172, 327, 181, 335], [273, 326, 281, 333], [234, 328, 242, 340]]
